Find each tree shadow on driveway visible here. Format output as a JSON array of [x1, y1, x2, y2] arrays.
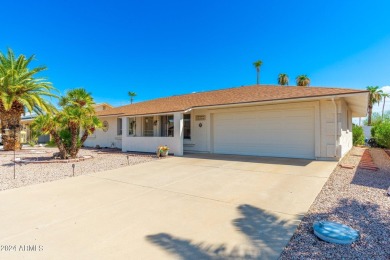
[[146, 204, 299, 259]]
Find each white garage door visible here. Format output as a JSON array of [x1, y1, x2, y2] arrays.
[[213, 107, 315, 159]]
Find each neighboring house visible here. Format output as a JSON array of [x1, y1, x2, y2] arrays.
[[20, 113, 50, 143], [93, 103, 114, 112], [0, 113, 49, 144], [17, 103, 113, 144], [84, 85, 368, 160]]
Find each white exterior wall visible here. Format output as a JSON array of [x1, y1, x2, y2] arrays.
[[319, 100, 337, 159], [363, 126, 372, 139], [183, 109, 211, 153], [121, 112, 184, 156], [186, 101, 321, 158], [338, 99, 353, 157], [187, 99, 354, 160], [87, 98, 355, 160], [318, 98, 353, 160], [84, 116, 122, 149]]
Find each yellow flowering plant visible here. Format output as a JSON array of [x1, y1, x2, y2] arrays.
[[157, 145, 170, 157]]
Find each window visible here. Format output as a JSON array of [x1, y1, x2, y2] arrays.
[[184, 114, 191, 139], [143, 117, 154, 136], [117, 118, 122, 136], [128, 118, 135, 135], [160, 115, 174, 137]]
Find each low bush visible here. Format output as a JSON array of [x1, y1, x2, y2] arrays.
[[352, 125, 365, 146], [374, 121, 390, 148], [45, 140, 57, 147], [370, 120, 383, 138], [371, 125, 377, 138]]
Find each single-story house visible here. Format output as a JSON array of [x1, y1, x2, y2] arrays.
[[84, 85, 368, 160]]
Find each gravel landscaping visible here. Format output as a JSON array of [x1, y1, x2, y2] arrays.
[[280, 147, 390, 259], [0, 146, 159, 191]]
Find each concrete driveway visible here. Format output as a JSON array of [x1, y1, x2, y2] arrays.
[[0, 154, 337, 259]]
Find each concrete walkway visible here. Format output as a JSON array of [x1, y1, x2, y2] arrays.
[[0, 155, 337, 259]]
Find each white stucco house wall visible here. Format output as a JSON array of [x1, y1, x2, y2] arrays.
[[84, 85, 368, 161]]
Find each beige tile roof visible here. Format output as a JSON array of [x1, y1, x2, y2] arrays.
[[97, 85, 368, 117]]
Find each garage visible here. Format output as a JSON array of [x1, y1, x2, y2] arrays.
[[212, 106, 315, 159]]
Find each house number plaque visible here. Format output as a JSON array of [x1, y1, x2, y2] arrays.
[[195, 115, 206, 121]]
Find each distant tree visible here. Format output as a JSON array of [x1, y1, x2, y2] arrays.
[[367, 86, 383, 125], [381, 92, 389, 120], [128, 91, 137, 104], [296, 75, 310, 86], [253, 60, 263, 85], [363, 111, 390, 126], [278, 73, 289, 85]]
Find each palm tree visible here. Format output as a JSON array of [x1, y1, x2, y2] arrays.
[[381, 92, 389, 120], [59, 88, 97, 158], [296, 75, 310, 86], [0, 48, 57, 150], [128, 91, 137, 104], [366, 86, 383, 126], [278, 73, 289, 85], [31, 114, 67, 158], [32, 88, 101, 159], [253, 60, 263, 85]]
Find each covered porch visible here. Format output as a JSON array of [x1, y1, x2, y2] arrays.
[[121, 112, 186, 156]]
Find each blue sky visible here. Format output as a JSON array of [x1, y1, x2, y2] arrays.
[[2, 0, 390, 108]]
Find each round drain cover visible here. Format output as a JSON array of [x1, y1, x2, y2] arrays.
[[313, 221, 359, 245]]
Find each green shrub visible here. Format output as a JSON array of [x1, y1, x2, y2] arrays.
[[352, 125, 365, 146], [370, 119, 384, 138], [45, 140, 57, 147], [371, 125, 377, 138], [374, 121, 390, 148]]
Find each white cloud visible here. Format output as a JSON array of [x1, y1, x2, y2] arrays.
[[381, 85, 390, 93]]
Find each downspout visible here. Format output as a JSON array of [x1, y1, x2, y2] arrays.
[[331, 97, 337, 158]]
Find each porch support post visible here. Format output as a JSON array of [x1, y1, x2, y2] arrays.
[[174, 112, 184, 156], [121, 116, 128, 152]]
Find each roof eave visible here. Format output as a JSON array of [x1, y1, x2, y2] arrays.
[[97, 113, 125, 118], [188, 91, 369, 111]]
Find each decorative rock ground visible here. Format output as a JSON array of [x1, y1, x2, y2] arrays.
[[0, 147, 160, 191], [280, 147, 390, 259]]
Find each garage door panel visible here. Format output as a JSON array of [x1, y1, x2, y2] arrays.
[[213, 107, 315, 159]]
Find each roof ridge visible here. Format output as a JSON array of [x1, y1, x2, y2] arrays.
[[111, 85, 245, 110], [97, 85, 368, 117]]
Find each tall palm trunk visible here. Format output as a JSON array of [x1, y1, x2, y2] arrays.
[[0, 101, 24, 151], [69, 122, 79, 158], [367, 104, 373, 126], [382, 97, 386, 120], [50, 131, 67, 159], [256, 68, 260, 85], [74, 129, 91, 156]]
